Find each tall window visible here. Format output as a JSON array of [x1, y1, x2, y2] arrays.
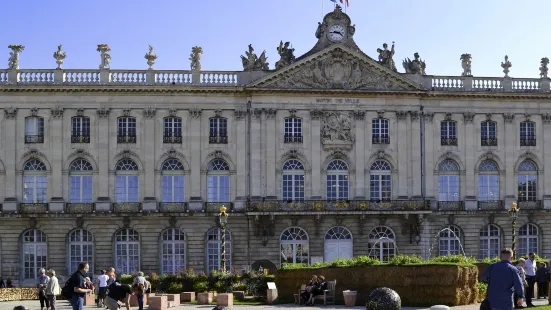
[[326, 160, 349, 201], [518, 223, 538, 257], [479, 225, 500, 260], [23, 159, 47, 203], [162, 159, 185, 203], [438, 160, 460, 202], [115, 159, 139, 203], [520, 121, 536, 146], [162, 228, 186, 274], [439, 225, 462, 256], [70, 159, 93, 203], [369, 160, 391, 201], [284, 117, 303, 143], [280, 227, 309, 265], [480, 121, 497, 146], [478, 160, 499, 201], [117, 117, 137, 143], [324, 226, 353, 262], [25, 117, 44, 143], [206, 228, 232, 273], [440, 121, 457, 146], [368, 226, 395, 262], [114, 229, 140, 275], [22, 229, 47, 279], [209, 118, 228, 144], [68, 229, 93, 277], [518, 160, 537, 201], [71, 117, 91, 143], [207, 159, 230, 202], [282, 160, 305, 201], [164, 117, 182, 143], [372, 119, 390, 144]]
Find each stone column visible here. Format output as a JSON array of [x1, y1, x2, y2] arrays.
[[2, 107, 17, 211], [188, 108, 202, 211], [310, 109, 322, 199], [234, 109, 247, 211], [463, 112, 477, 210], [142, 107, 157, 211], [423, 112, 435, 200], [396, 111, 409, 199], [250, 109, 262, 199], [95, 108, 111, 211], [354, 110, 365, 199], [503, 113, 516, 209], [543, 114, 551, 209], [49, 106, 65, 212], [265, 109, 277, 198], [410, 111, 422, 198]]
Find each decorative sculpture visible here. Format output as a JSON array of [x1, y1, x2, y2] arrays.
[[402, 52, 426, 75], [321, 111, 355, 143], [275, 41, 295, 70], [460, 53, 472, 76], [315, 22, 326, 39], [540, 57, 549, 78], [377, 42, 396, 72], [501, 55, 512, 78], [190, 46, 203, 71], [240, 44, 269, 71], [7, 45, 25, 70], [366, 287, 401, 310], [53, 45, 67, 69], [96, 44, 111, 69], [144, 45, 157, 70]]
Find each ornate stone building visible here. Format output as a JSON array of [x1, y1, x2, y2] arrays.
[[1, 6, 551, 286]]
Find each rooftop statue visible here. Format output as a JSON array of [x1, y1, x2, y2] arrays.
[[144, 45, 157, 70], [460, 53, 472, 76], [53, 45, 66, 70], [7, 45, 25, 70], [540, 57, 549, 78], [501, 55, 512, 78], [96, 44, 111, 69], [240, 44, 269, 71], [402, 52, 426, 75], [377, 42, 396, 72], [275, 41, 295, 70], [190, 46, 203, 71]]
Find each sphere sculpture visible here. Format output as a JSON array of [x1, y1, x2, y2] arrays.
[[366, 287, 401, 310]]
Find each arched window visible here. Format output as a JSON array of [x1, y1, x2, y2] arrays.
[[326, 160, 349, 201], [161, 228, 186, 274], [369, 160, 391, 201], [368, 226, 395, 262], [70, 159, 94, 203], [207, 159, 230, 202], [438, 160, 460, 202], [518, 223, 538, 256], [68, 229, 94, 276], [282, 160, 305, 201], [206, 228, 232, 273], [518, 160, 537, 202], [23, 159, 47, 203], [478, 160, 499, 202], [21, 229, 47, 279], [479, 225, 500, 260], [114, 229, 140, 275], [439, 225, 462, 256], [280, 227, 309, 265], [162, 159, 185, 203], [324, 227, 352, 262], [115, 159, 139, 203]]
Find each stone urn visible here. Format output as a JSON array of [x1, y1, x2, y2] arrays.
[[366, 287, 401, 310]]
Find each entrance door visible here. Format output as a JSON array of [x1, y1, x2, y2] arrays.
[[324, 227, 353, 262]]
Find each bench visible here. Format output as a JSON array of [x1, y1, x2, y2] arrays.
[[313, 280, 336, 305]]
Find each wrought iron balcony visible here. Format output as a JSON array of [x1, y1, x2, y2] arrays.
[[163, 134, 182, 144], [372, 136, 390, 144], [247, 200, 430, 212], [437, 201, 464, 211], [66, 203, 95, 213], [209, 135, 228, 144], [112, 202, 141, 212], [117, 135, 137, 143], [520, 137, 536, 146], [19, 203, 48, 213], [481, 138, 497, 146], [159, 202, 188, 213], [517, 200, 542, 210], [71, 135, 91, 143], [203, 202, 233, 213], [477, 200, 503, 210], [284, 135, 303, 143], [441, 138, 457, 146], [25, 135, 44, 143]]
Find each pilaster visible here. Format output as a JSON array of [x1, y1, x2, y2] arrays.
[[503, 113, 516, 201], [143, 108, 156, 199], [265, 109, 277, 197], [96, 108, 110, 200], [189, 108, 202, 199], [310, 109, 322, 198], [396, 111, 408, 198], [410, 111, 422, 198], [463, 112, 476, 210], [422, 112, 435, 198], [543, 114, 551, 209], [50, 107, 64, 200], [3, 108, 17, 210], [354, 110, 365, 198], [234, 109, 247, 203], [250, 109, 262, 198]]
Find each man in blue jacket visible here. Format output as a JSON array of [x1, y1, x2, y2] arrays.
[[482, 248, 525, 309]]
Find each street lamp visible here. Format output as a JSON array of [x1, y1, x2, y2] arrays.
[[218, 205, 229, 272], [508, 201, 520, 257]]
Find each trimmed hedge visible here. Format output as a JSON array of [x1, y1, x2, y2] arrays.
[[0, 288, 38, 302]]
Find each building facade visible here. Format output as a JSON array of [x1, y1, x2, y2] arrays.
[[1, 6, 551, 286]]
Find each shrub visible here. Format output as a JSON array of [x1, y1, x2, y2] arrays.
[[478, 282, 488, 301], [428, 255, 477, 264], [389, 254, 423, 265], [193, 281, 209, 293], [233, 283, 247, 292], [350, 256, 381, 267], [167, 283, 183, 294]]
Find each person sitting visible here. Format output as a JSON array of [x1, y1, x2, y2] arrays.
[[6, 278, 15, 288], [306, 275, 327, 305], [300, 275, 319, 304]]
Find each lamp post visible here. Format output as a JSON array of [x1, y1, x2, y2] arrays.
[[508, 201, 520, 256], [218, 205, 229, 272]]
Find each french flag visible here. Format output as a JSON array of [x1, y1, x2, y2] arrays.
[[332, 0, 349, 7]]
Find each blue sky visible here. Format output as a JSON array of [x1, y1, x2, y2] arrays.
[[3, 0, 550, 78]]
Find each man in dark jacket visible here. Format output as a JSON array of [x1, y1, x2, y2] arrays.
[[482, 248, 525, 309]]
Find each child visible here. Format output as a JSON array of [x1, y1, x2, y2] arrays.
[[536, 262, 548, 299]]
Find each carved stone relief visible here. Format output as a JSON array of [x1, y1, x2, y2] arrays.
[[76, 108, 84, 116], [4, 106, 16, 119], [143, 106, 156, 119], [122, 109, 131, 117], [30, 108, 38, 116], [423, 112, 434, 123], [321, 111, 355, 151], [97, 107, 110, 118], [264, 108, 276, 119], [189, 108, 201, 119], [503, 113, 515, 123], [396, 111, 408, 121], [463, 112, 475, 124], [51, 106, 64, 118], [234, 109, 247, 120], [354, 110, 365, 120], [543, 113, 551, 124], [310, 109, 323, 120]]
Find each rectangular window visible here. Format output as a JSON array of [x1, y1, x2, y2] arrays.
[[115, 175, 139, 202], [207, 233, 232, 273], [517, 175, 537, 201], [438, 175, 459, 201], [69, 175, 93, 203], [163, 117, 183, 144], [370, 174, 391, 201], [25, 117, 44, 143], [115, 243, 140, 275], [477, 175, 499, 201], [372, 119, 390, 144], [282, 174, 305, 201], [326, 175, 349, 201], [69, 243, 93, 277], [209, 118, 228, 144], [207, 175, 230, 202], [117, 117, 137, 143], [520, 122, 536, 146], [23, 176, 47, 203], [440, 121, 457, 146], [162, 242, 186, 274], [23, 244, 47, 279], [284, 118, 303, 143], [162, 175, 185, 202], [71, 117, 91, 143], [480, 121, 497, 146]]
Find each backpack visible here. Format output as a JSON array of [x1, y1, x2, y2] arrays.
[[61, 273, 76, 299]]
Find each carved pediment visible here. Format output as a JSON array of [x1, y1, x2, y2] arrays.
[[249, 45, 423, 91]]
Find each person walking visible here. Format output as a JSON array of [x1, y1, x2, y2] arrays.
[[525, 253, 537, 307], [45, 269, 60, 310], [133, 272, 146, 310], [536, 262, 548, 299], [96, 270, 109, 307], [68, 262, 93, 310], [482, 248, 525, 310], [37, 268, 50, 310]]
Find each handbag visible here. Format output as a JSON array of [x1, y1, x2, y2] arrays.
[[480, 264, 494, 310]]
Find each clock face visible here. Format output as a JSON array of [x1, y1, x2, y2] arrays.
[[327, 24, 346, 42]]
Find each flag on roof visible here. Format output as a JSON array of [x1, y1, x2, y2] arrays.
[[340, 0, 349, 7], [330, 0, 337, 2]]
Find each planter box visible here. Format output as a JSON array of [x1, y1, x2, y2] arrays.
[[165, 294, 180, 306], [149, 295, 168, 310], [83, 293, 95, 306], [129, 294, 148, 307], [216, 293, 233, 307], [197, 292, 213, 305], [180, 292, 195, 302], [232, 291, 245, 301]]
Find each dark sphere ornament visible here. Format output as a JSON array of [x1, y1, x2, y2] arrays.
[[366, 287, 401, 310]]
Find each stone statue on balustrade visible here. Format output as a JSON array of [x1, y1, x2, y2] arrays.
[[189, 46, 203, 71], [377, 42, 396, 72], [241, 44, 269, 71], [144, 45, 157, 70], [460, 53, 472, 76], [275, 41, 295, 70], [53, 45, 67, 69], [540, 57, 549, 78], [501, 55, 512, 78], [402, 52, 426, 75], [96, 44, 111, 69], [7, 45, 25, 70]]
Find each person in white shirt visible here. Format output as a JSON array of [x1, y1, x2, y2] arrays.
[[133, 272, 147, 310], [45, 269, 60, 310], [96, 270, 109, 307], [525, 252, 537, 307]]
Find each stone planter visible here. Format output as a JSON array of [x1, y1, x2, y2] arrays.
[[130, 294, 148, 307], [149, 295, 168, 310], [216, 293, 233, 307], [197, 292, 213, 305], [343, 290, 357, 307], [83, 294, 95, 306], [180, 292, 195, 302]]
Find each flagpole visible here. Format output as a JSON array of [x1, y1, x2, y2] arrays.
[[322, 0, 324, 19]]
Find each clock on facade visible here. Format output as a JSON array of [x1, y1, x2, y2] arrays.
[[327, 24, 346, 42]]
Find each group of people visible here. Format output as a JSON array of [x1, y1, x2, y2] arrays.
[[514, 254, 550, 308], [0, 277, 15, 288], [299, 275, 327, 305]]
